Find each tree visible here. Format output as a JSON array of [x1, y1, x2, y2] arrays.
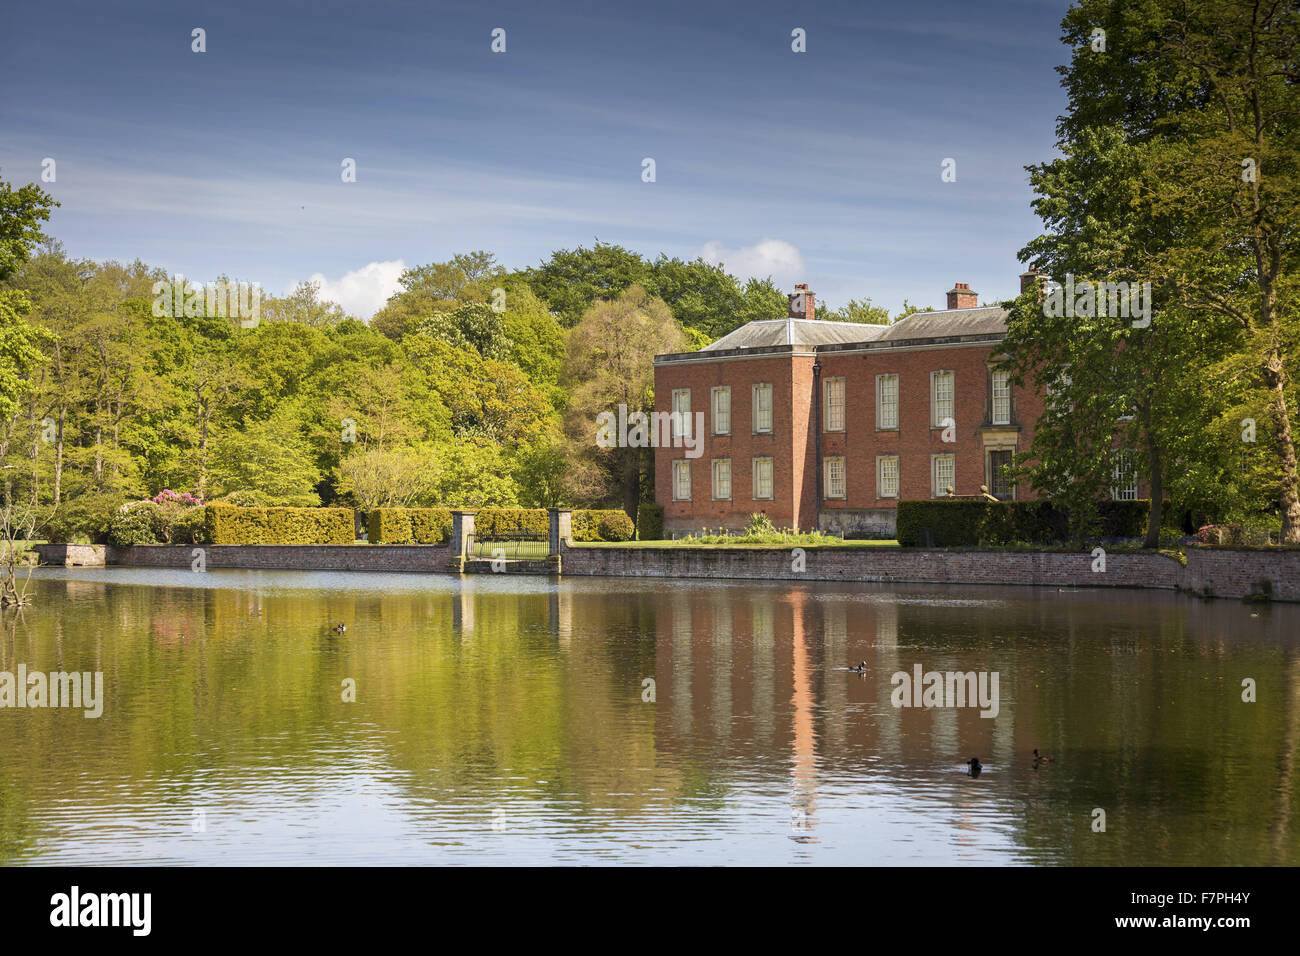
[[819, 297, 891, 324], [261, 279, 350, 327], [336, 444, 435, 511], [209, 403, 322, 506], [1044, 0, 1300, 541], [564, 285, 686, 516]]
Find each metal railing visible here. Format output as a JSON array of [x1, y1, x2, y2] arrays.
[[467, 533, 549, 560]]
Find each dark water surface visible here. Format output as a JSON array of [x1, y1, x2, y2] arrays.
[[1, 568, 1296, 865]]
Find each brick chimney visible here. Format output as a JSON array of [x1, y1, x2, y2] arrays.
[[946, 282, 978, 310], [788, 283, 816, 321], [1019, 268, 1044, 295]]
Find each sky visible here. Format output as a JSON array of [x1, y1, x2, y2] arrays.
[[2, 0, 1073, 319]]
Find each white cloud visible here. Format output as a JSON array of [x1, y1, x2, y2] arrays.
[[698, 238, 805, 285], [297, 260, 407, 319]]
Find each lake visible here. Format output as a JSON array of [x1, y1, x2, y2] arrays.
[[2, 568, 1296, 865]]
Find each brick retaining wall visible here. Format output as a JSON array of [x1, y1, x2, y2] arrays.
[[108, 543, 452, 572], [559, 543, 1186, 590], [35, 540, 1300, 603]]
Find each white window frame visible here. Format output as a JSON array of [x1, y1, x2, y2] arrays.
[[710, 386, 731, 436], [931, 453, 955, 498], [877, 455, 900, 499], [825, 456, 846, 499], [931, 371, 954, 428], [671, 388, 691, 441], [824, 377, 846, 432], [991, 370, 1011, 425], [752, 383, 773, 434], [877, 374, 899, 430], [672, 459, 691, 501], [752, 456, 774, 500], [1111, 452, 1138, 501], [711, 458, 732, 500]]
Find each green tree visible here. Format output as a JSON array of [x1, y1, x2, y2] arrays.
[[1046, 0, 1300, 541], [563, 285, 685, 516]]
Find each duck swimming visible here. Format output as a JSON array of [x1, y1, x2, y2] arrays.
[[967, 757, 983, 777], [848, 660, 868, 673], [1032, 748, 1051, 764], [333, 623, 346, 633]]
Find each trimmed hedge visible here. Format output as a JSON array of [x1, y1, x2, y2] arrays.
[[574, 509, 634, 542], [205, 504, 354, 545], [475, 508, 550, 539], [358, 506, 637, 545], [897, 499, 1173, 547], [637, 503, 664, 541], [896, 500, 990, 547], [367, 507, 452, 544]]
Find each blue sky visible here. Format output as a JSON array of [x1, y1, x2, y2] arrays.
[[3, 0, 1072, 318]]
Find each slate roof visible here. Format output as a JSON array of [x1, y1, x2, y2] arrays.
[[878, 306, 1008, 341], [699, 318, 890, 352]]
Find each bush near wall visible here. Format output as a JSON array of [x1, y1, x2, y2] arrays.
[[636, 503, 665, 541], [363, 507, 637, 544], [896, 500, 991, 547], [897, 499, 1174, 547], [574, 509, 635, 542], [204, 504, 354, 545], [367, 508, 452, 544], [474, 508, 550, 539]]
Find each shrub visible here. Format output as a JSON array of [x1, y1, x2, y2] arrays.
[[45, 492, 128, 544], [895, 500, 990, 547], [568, 509, 634, 542], [636, 502, 664, 541], [474, 508, 548, 539], [594, 511, 634, 542], [1096, 500, 1150, 539], [367, 508, 451, 543], [204, 504, 353, 544], [107, 504, 160, 547], [979, 500, 1068, 546]]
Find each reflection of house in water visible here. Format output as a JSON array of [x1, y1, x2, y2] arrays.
[[647, 584, 1042, 838]]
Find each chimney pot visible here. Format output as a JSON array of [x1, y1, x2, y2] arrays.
[[946, 282, 978, 310], [788, 284, 816, 321]]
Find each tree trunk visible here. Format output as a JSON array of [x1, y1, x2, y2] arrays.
[[53, 405, 65, 505]]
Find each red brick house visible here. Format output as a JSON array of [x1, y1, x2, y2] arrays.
[[652, 274, 1055, 536]]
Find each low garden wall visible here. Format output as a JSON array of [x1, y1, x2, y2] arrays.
[[109, 543, 452, 572], [33, 506, 1300, 603], [558, 542, 1188, 590]]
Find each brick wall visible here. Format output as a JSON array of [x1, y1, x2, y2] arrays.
[[654, 351, 815, 532], [109, 544, 451, 572], [654, 337, 1048, 535], [1184, 548, 1300, 602], [561, 542, 1184, 590], [48, 541, 1300, 604]]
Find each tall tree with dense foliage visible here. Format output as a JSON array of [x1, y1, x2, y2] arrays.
[[563, 285, 685, 516], [1028, 0, 1300, 541]]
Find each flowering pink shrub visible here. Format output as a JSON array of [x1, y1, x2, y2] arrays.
[[151, 489, 204, 506]]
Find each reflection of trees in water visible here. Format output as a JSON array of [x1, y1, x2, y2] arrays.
[[0, 576, 1296, 863]]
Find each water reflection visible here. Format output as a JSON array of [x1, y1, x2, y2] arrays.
[[0, 568, 1297, 865]]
